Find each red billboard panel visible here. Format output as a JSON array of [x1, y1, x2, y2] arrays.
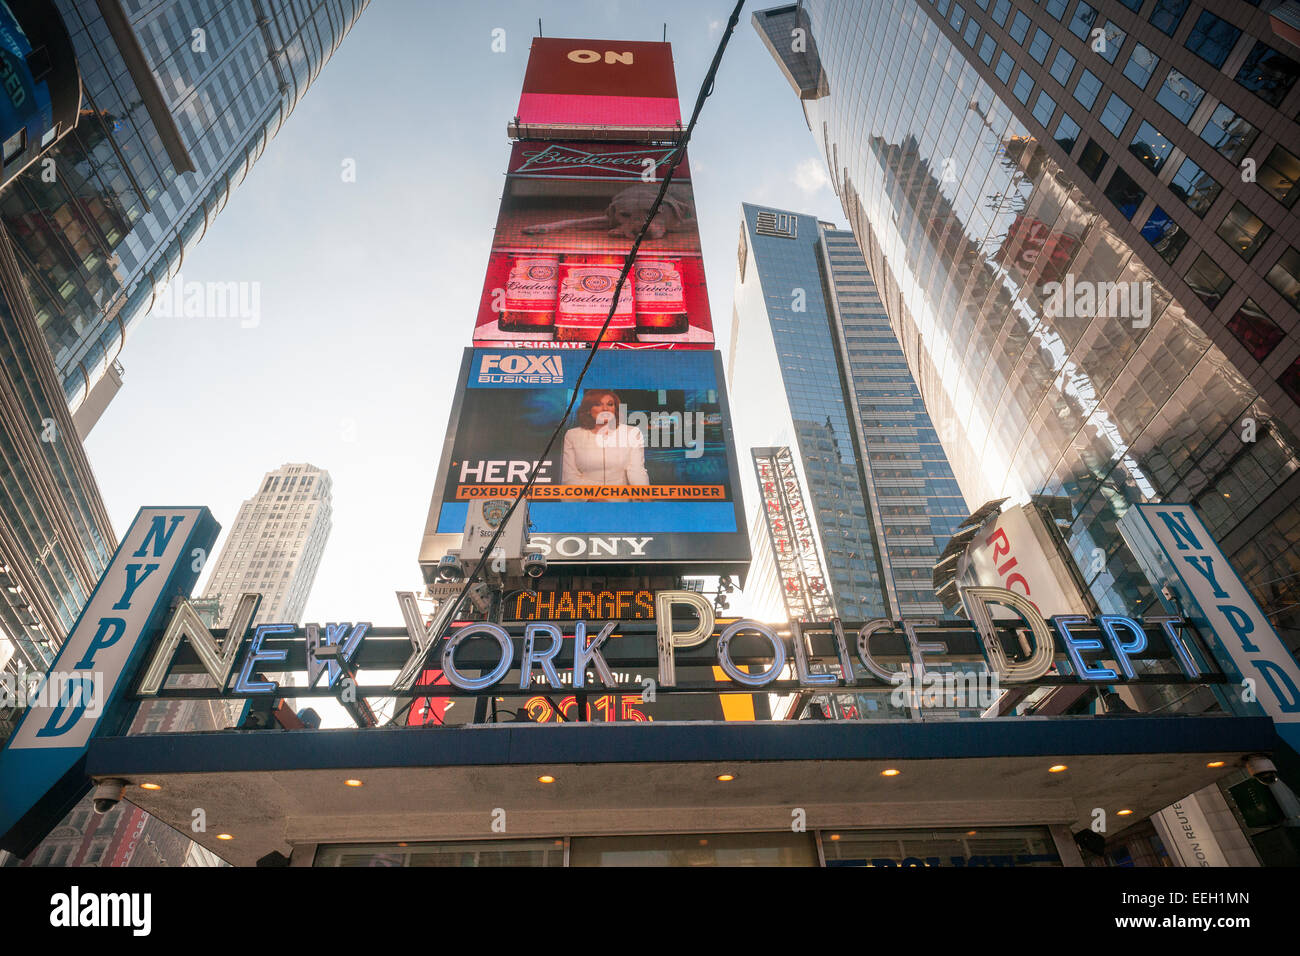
[[475, 142, 712, 349], [515, 38, 680, 137]]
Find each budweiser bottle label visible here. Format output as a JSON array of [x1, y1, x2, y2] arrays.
[[504, 257, 559, 310], [557, 263, 635, 340], [634, 258, 688, 334]]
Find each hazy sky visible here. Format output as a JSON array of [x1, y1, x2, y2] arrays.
[[85, 0, 844, 627]]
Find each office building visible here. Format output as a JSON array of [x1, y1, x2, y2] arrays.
[[200, 462, 333, 628], [730, 204, 966, 623], [755, 1, 1300, 651], [0, 1, 365, 715]]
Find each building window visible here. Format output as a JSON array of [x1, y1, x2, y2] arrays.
[[1184, 10, 1242, 69], [1148, 0, 1189, 37], [950, 4, 965, 31], [1156, 69, 1205, 123], [1096, 21, 1126, 64], [964, 17, 980, 46], [1169, 157, 1221, 216], [1073, 68, 1102, 109], [1051, 47, 1076, 86], [1028, 27, 1051, 63], [995, 50, 1014, 83], [1045, 0, 1067, 21], [1104, 167, 1145, 219], [1266, 246, 1300, 308], [1280, 357, 1300, 405], [1259, 144, 1300, 207], [1078, 138, 1108, 180], [1141, 206, 1188, 265], [1054, 113, 1081, 152], [1013, 69, 1034, 104], [1123, 43, 1158, 89], [1185, 253, 1233, 308], [979, 33, 996, 64], [1216, 202, 1272, 261], [1068, 2, 1097, 42], [1226, 298, 1285, 360], [1099, 93, 1132, 136], [1199, 103, 1257, 162], [1010, 10, 1031, 44], [1130, 120, 1174, 172], [1235, 41, 1300, 106], [991, 0, 1010, 26], [1033, 90, 1057, 127]]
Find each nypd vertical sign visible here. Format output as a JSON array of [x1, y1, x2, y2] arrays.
[[0, 507, 217, 856], [1124, 503, 1300, 751]]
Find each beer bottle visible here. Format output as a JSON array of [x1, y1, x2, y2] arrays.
[[499, 256, 559, 333], [555, 255, 636, 343], [633, 258, 689, 336]]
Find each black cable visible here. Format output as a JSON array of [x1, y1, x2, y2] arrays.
[[390, 1, 746, 726]]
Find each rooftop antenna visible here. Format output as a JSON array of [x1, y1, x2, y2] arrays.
[[663, 23, 667, 41], [538, 18, 543, 37]]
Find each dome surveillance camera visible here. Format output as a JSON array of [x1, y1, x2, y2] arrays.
[[1246, 754, 1279, 785], [437, 554, 465, 583], [522, 552, 547, 579], [92, 778, 126, 814]]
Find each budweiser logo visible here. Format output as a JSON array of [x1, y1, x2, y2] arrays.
[[514, 144, 679, 179]]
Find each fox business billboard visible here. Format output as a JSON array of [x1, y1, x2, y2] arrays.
[[475, 141, 713, 350], [419, 348, 749, 573], [514, 38, 680, 138]]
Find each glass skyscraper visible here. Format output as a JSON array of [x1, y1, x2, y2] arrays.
[[0, 2, 365, 697], [756, 1, 1300, 649], [730, 203, 965, 622]]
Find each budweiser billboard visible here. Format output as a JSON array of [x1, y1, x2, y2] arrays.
[[513, 38, 680, 138], [419, 348, 749, 573], [475, 141, 713, 349]]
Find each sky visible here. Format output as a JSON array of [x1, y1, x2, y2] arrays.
[[84, 0, 845, 628]]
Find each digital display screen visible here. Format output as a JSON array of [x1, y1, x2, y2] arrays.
[[420, 348, 749, 570], [516, 38, 680, 135], [473, 141, 713, 350]]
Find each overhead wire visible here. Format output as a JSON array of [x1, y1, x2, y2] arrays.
[[391, 1, 747, 726]]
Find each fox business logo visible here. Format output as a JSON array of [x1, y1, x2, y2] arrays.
[[478, 353, 565, 384]]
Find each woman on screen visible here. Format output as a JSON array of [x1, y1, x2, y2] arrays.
[[562, 389, 650, 485]]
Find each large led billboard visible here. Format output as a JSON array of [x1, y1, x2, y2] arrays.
[[474, 141, 713, 350], [513, 38, 680, 139], [419, 348, 749, 573]]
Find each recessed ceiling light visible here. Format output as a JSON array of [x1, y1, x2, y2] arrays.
[[1207, 760, 1225, 768], [828, 834, 841, 841], [1048, 764, 1068, 773], [881, 768, 900, 777], [216, 833, 233, 841], [966, 830, 977, 836], [716, 773, 735, 782], [698, 839, 709, 846], [538, 775, 555, 784], [139, 782, 161, 791], [344, 778, 363, 787], [1117, 809, 1133, 816]]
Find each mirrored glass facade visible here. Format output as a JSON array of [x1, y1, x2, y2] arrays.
[[729, 204, 964, 622], [756, 1, 1300, 651]]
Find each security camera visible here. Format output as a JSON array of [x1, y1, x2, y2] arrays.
[[92, 778, 126, 815], [522, 551, 547, 579], [437, 554, 465, 583], [1245, 755, 1279, 785]]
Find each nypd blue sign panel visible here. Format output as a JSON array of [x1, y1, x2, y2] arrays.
[[0, 507, 218, 856], [1130, 503, 1300, 751]]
